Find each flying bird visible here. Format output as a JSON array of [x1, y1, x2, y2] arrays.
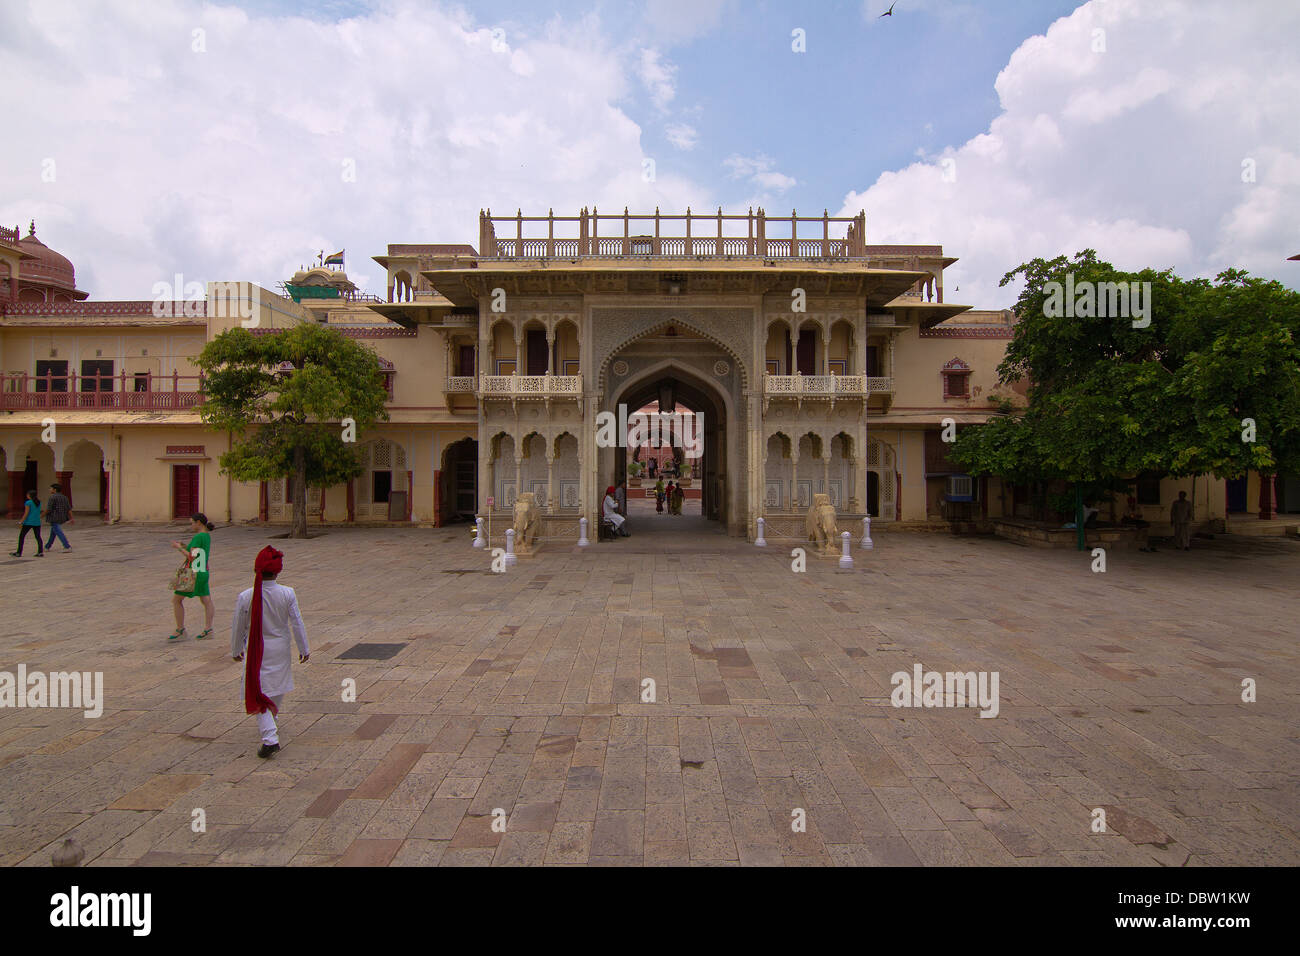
[[880, 2, 896, 16]]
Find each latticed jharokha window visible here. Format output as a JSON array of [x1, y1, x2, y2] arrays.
[[941, 357, 972, 398]]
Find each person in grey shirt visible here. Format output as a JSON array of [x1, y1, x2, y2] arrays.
[[43, 483, 73, 551]]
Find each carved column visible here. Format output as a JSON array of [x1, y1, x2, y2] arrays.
[[822, 456, 830, 498], [791, 449, 800, 510], [545, 452, 556, 514], [821, 324, 830, 376], [546, 328, 556, 375]]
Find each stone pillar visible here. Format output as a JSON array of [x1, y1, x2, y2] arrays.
[[514, 455, 523, 506], [546, 329, 555, 375], [822, 456, 830, 498], [545, 452, 556, 514], [821, 325, 830, 376], [791, 451, 800, 510], [514, 325, 524, 374]]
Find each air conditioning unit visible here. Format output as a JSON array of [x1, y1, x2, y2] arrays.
[[947, 474, 974, 502]]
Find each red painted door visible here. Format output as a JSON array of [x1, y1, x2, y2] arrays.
[[172, 464, 199, 519]]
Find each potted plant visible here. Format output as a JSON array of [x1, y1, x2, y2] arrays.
[[677, 461, 692, 486], [627, 460, 643, 486]]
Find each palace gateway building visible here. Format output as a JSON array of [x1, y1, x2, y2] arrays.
[[2, 210, 1248, 541]]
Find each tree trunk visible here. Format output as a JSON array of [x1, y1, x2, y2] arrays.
[[290, 444, 308, 538]]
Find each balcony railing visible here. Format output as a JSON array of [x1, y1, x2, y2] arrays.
[[479, 374, 582, 397], [763, 373, 894, 397], [0, 372, 204, 410], [445, 376, 477, 393], [479, 208, 868, 261]]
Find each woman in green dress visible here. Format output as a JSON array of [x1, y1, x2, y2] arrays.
[[170, 512, 215, 641]]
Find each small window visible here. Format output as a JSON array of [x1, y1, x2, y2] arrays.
[[947, 475, 974, 501], [1135, 472, 1162, 505], [941, 357, 972, 399], [943, 372, 970, 398], [81, 359, 114, 392], [134, 373, 150, 393], [35, 360, 68, 393]]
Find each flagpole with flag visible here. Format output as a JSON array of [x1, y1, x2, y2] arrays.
[[325, 250, 345, 268]]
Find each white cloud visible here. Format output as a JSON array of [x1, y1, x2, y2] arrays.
[[639, 0, 730, 44], [0, 0, 715, 298], [637, 48, 677, 112], [841, 0, 1300, 307], [724, 154, 796, 192], [665, 122, 698, 150]]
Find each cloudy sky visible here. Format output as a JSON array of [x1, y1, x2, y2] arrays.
[[2, 0, 1297, 307]]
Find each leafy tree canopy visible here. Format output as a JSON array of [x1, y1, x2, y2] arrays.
[[953, 252, 1300, 487], [195, 322, 391, 536]]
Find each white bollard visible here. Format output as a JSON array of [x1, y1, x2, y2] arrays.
[[860, 515, 873, 550], [578, 517, 590, 547], [472, 516, 486, 548], [755, 517, 767, 547], [504, 528, 517, 567], [839, 531, 854, 569]]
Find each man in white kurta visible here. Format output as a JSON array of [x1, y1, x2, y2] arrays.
[[231, 572, 309, 752]]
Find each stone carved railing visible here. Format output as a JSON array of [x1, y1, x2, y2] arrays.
[[479, 374, 581, 398], [445, 376, 476, 393], [764, 373, 889, 397]]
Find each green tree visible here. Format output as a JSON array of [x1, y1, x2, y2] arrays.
[[196, 323, 390, 538], [952, 251, 1300, 533]]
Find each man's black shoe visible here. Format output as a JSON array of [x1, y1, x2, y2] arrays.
[[257, 743, 281, 759]]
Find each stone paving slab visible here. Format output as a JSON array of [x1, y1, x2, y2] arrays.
[[0, 521, 1297, 866]]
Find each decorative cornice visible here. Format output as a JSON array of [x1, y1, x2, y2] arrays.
[[249, 326, 417, 338], [3, 300, 198, 317], [920, 327, 1013, 338]]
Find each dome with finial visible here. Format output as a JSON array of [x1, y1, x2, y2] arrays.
[[17, 221, 88, 301]]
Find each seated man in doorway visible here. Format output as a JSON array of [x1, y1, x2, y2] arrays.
[[603, 486, 629, 537]]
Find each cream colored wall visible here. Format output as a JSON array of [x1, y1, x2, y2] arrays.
[[890, 326, 1017, 409], [897, 429, 928, 521], [0, 327, 205, 382]]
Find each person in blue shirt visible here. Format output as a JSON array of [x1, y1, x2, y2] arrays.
[[12, 490, 44, 557]]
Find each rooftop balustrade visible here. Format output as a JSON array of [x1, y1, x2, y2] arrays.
[[478, 208, 869, 261]]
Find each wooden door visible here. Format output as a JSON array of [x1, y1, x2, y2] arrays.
[[526, 330, 548, 375], [796, 330, 815, 375], [458, 345, 476, 377], [172, 464, 199, 519]]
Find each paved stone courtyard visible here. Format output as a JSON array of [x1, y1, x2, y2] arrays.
[[1, 515, 1297, 867]]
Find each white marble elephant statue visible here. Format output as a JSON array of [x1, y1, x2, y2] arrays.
[[513, 492, 540, 553], [806, 493, 839, 555]]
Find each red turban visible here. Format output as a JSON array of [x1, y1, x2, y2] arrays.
[[606, 486, 616, 497], [245, 546, 284, 716]]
